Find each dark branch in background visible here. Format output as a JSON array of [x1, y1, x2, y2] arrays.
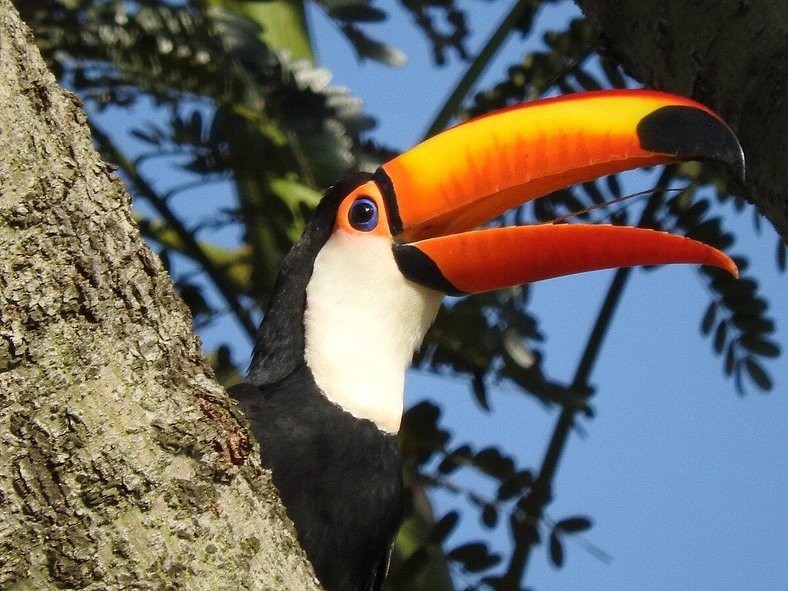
[[424, 0, 536, 138], [502, 168, 673, 586]]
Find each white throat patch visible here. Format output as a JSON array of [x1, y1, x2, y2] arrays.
[[304, 231, 443, 434]]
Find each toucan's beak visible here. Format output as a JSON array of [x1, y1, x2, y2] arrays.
[[375, 90, 743, 295]]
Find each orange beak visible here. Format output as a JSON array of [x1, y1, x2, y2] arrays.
[[376, 90, 743, 295]]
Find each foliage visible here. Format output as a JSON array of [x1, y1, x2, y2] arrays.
[[17, 0, 781, 588]]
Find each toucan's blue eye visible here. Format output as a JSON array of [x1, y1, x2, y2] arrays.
[[348, 197, 379, 231]]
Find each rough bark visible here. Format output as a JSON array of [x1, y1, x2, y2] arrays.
[[0, 1, 321, 588], [575, 0, 788, 244]]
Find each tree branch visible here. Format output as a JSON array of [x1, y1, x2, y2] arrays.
[[0, 2, 318, 587]]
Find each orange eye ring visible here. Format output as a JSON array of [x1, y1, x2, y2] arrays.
[[335, 181, 391, 237]]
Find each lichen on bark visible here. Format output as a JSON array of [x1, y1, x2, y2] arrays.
[[0, 1, 320, 588]]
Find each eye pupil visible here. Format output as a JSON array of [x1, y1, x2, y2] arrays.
[[349, 197, 379, 231], [353, 203, 374, 223]]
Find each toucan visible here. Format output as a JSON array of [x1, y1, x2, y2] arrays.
[[228, 90, 744, 591]]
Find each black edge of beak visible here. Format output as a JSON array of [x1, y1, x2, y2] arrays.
[[392, 244, 466, 296], [637, 106, 746, 182], [373, 168, 404, 236]]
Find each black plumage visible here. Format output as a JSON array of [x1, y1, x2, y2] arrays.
[[229, 172, 400, 591]]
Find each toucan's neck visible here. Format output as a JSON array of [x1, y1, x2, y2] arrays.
[[247, 173, 373, 386], [247, 172, 443, 434], [303, 232, 442, 434]]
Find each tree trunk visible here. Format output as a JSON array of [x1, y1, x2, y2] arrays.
[[0, 1, 320, 588], [575, 0, 788, 244]]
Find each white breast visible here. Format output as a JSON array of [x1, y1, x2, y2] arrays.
[[304, 231, 443, 433]]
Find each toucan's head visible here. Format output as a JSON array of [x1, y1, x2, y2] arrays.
[[252, 90, 744, 434]]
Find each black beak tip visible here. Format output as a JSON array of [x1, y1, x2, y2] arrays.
[[637, 105, 746, 183]]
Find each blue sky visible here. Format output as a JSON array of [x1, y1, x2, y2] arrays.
[[304, 1, 788, 589], [94, 0, 788, 588]]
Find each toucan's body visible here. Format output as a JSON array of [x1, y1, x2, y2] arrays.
[[229, 91, 744, 591], [230, 368, 400, 591], [230, 174, 403, 590]]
